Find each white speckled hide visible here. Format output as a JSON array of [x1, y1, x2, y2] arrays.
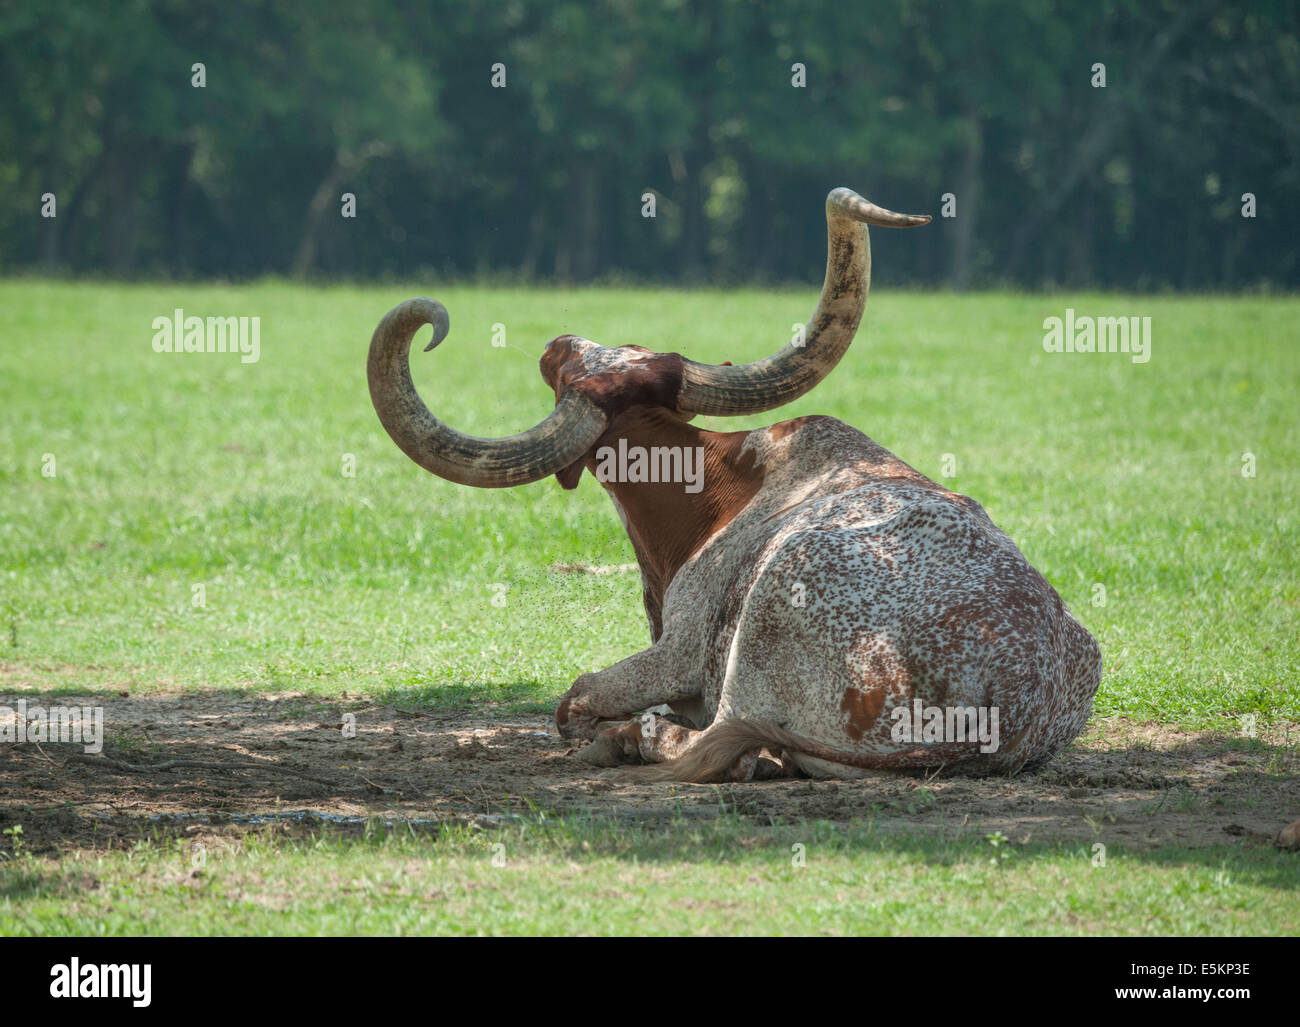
[[556, 415, 1101, 781]]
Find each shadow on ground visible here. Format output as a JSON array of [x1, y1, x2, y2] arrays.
[[1, 690, 1296, 870]]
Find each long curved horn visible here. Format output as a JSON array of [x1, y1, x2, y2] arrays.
[[367, 298, 608, 488], [675, 188, 929, 416]]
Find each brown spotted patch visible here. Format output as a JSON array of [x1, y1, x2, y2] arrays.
[[840, 686, 886, 741]]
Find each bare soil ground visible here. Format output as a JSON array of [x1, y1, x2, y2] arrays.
[[2, 692, 1297, 855]]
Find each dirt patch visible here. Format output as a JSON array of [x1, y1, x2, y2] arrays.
[[1, 692, 1297, 855]]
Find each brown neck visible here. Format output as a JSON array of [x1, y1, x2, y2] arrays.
[[586, 407, 764, 638]]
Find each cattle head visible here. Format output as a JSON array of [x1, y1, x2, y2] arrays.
[[366, 188, 930, 492]]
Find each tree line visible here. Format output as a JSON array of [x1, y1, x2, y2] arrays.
[[1, 0, 1295, 288]]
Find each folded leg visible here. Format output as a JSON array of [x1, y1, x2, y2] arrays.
[[555, 643, 699, 740]]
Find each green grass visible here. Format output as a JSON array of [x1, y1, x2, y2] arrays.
[[2, 816, 1295, 936], [1, 281, 1296, 726], [2, 280, 1297, 935]]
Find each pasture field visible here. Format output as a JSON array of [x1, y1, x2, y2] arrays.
[[1, 280, 1297, 935]]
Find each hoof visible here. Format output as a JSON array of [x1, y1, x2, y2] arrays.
[[575, 733, 628, 767]]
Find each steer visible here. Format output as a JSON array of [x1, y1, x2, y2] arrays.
[[367, 187, 1102, 782]]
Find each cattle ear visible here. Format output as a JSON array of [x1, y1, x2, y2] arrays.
[[556, 460, 586, 490]]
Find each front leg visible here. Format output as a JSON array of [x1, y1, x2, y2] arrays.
[[555, 642, 699, 740], [576, 714, 794, 781]]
